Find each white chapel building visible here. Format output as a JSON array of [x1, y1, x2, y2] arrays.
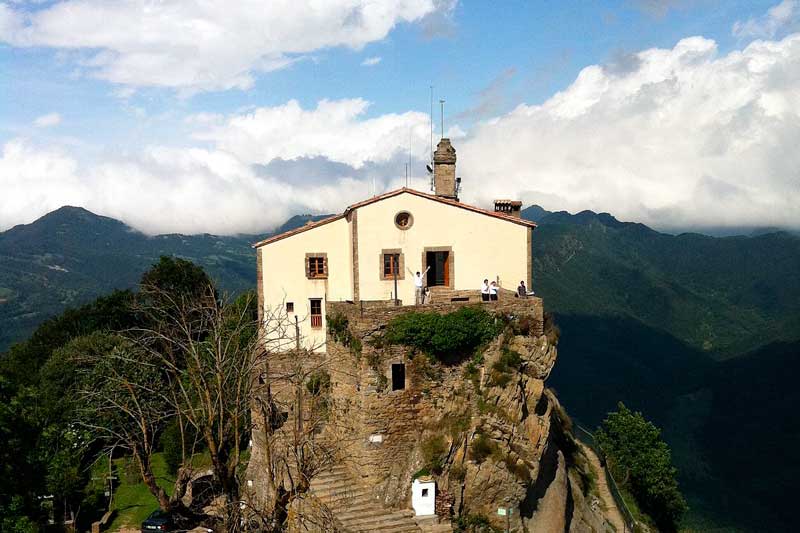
[[254, 138, 536, 351]]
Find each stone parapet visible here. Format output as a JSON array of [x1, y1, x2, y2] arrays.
[[328, 294, 544, 336]]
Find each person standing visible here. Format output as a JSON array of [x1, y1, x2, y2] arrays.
[[481, 279, 490, 302], [408, 266, 431, 305], [423, 286, 431, 304], [489, 281, 499, 301], [517, 280, 527, 298]]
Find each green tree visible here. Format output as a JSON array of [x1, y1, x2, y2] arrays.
[[0, 289, 136, 389], [139, 255, 213, 305], [596, 402, 687, 531]]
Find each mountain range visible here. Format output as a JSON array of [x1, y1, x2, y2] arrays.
[[1, 205, 799, 531]]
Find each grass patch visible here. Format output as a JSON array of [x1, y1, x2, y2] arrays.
[[89, 451, 214, 531], [103, 453, 173, 531], [421, 435, 448, 474]]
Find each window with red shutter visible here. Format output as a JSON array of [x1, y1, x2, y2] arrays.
[[310, 298, 322, 328]]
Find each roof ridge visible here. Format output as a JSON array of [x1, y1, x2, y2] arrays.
[[253, 187, 535, 248]]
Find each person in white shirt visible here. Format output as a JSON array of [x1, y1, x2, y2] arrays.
[[481, 279, 490, 302], [489, 281, 499, 301], [408, 266, 431, 305]]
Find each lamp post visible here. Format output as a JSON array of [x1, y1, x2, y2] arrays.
[[393, 253, 399, 306]]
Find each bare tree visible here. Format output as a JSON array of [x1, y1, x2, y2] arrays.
[[78, 281, 353, 531], [245, 307, 344, 532]]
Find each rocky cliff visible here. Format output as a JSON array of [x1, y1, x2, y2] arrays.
[[247, 300, 617, 532]]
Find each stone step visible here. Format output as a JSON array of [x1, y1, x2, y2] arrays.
[[340, 510, 414, 528], [310, 477, 353, 492], [309, 467, 423, 533], [330, 501, 379, 519], [313, 486, 372, 502], [352, 521, 421, 532]]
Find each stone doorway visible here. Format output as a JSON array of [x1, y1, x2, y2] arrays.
[[425, 249, 452, 287], [391, 363, 406, 391]]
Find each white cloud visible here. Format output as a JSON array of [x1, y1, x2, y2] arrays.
[[458, 34, 800, 230], [0, 98, 433, 234], [192, 98, 431, 168], [733, 0, 798, 39], [361, 56, 382, 66], [0, 0, 435, 92], [33, 112, 61, 127], [4, 34, 800, 235], [0, 138, 379, 235]]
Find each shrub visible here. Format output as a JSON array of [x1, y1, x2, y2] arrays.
[[412, 467, 431, 480], [511, 314, 537, 336], [488, 347, 523, 387], [503, 454, 531, 481], [454, 513, 502, 532], [469, 433, 495, 464], [384, 307, 502, 360], [160, 420, 183, 475], [596, 402, 687, 531], [306, 370, 331, 396], [543, 312, 561, 345], [488, 368, 512, 388], [327, 312, 362, 357], [447, 411, 472, 440], [421, 434, 449, 474], [450, 463, 467, 482]]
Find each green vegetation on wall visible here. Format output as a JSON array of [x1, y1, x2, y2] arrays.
[[384, 306, 502, 360]]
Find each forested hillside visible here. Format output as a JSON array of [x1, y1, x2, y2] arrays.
[[0, 207, 327, 351], [1, 205, 799, 531], [526, 206, 800, 531], [526, 205, 800, 358]]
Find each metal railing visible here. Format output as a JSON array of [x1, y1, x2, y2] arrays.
[[574, 424, 637, 533]]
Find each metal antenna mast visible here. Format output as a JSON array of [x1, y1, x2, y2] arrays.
[[429, 86, 434, 164], [440, 99, 445, 139]]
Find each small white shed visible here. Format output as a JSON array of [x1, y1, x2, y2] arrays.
[[411, 477, 436, 516]]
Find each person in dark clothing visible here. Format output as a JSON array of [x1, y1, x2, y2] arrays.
[[517, 281, 527, 298]]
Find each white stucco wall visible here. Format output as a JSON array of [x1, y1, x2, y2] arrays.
[[257, 190, 532, 352], [259, 217, 353, 351], [411, 479, 436, 516], [355, 192, 530, 305]]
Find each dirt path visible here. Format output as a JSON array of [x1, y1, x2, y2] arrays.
[[579, 442, 627, 533]]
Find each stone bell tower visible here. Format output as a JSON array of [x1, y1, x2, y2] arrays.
[[433, 138, 458, 201]]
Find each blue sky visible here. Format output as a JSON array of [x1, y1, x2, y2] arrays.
[[2, 0, 776, 143], [1, 0, 799, 234]]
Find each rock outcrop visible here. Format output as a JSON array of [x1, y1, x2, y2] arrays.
[[246, 299, 616, 532]]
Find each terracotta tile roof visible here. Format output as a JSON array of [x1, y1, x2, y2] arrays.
[[252, 187, 536, 248]]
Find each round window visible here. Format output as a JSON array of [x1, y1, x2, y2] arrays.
[[394, 211, 413, 230]]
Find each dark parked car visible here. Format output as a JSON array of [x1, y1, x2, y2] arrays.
[[141, 510, 174, 532]]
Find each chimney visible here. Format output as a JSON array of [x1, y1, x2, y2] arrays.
[[433, 138, 458, 200], [494, 199, 522, 218]]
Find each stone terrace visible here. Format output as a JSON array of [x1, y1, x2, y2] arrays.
[[328, 290, 544, 336]]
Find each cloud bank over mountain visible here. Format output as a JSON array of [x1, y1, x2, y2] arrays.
[[1, 3, 799, 235], [459, 33, 800, 231]]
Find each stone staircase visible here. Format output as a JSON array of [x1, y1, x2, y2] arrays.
[[310, 466, 424, 532], [427, 286, 480, 304], [414, 516, 455, 533]]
